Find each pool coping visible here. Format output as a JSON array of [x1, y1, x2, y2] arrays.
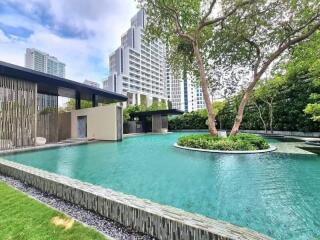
[[0, 159, 271, 240], [174, 143, 277, 154], [0, 140, 98, 156]]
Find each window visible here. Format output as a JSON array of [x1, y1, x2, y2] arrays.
[[113, 74, 117, 92], [120, 48, 123, 73], [132, 28, 135, 48]]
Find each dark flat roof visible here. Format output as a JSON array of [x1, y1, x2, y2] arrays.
[[0, 61, 127, 103], [130, 109, 184, 118]]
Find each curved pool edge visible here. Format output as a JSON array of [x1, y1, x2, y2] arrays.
[[174, 143, 277, 154], [0, 158, 272, 240]]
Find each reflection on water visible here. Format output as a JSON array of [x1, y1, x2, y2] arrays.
[[4, 132, 320, 240]]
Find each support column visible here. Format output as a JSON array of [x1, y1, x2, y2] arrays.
[[92, 94, 97, 107], [152, 114, 162, 133], [75, 91, 81, 110]]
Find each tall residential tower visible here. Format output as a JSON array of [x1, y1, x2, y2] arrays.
[[25, 48, 66, 78], [103, 10, 167, 106]]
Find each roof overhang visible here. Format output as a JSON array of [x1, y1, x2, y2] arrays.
[[0, 61, 127, 103], [130, 109, 184, 118]]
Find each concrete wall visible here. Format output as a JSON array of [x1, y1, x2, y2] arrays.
[[128, 121, 143, 133], [0, 159, 271, 240], [152, 115, 168, 133], [71, 104, 121, 141], [240, 130, 320, 138], [58, 112, 71, 141]]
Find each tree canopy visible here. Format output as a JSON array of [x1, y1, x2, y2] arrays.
[[139, 0, 320, 135]]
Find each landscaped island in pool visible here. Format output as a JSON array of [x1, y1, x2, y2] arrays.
[[3, 132, 320, 240]]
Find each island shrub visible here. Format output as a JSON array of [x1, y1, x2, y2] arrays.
[[177, 133, 269, 151]]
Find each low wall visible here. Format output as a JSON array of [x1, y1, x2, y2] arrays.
[[0, 159, 270, 240], [240, 130, 320, 138], [172, 129, 320, 138]]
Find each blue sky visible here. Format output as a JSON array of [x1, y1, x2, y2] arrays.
[[0, 0, 137, 84]]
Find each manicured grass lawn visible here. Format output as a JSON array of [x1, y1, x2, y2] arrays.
[[0, 181, 106, 240]]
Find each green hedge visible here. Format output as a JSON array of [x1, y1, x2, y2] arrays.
[[169, 111, 208, 130], [177, 133, 269, 151]]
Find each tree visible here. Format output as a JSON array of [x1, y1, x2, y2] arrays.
[[285, 31, 320, 122], [211, 0, 320, 135], [138, 0, 253, 136], [254, 76, 286, 133], [218, 67, 319, 132], [305, 92, 320, 122], [251, 94, 268, 133], [62, 99, 92, 112]]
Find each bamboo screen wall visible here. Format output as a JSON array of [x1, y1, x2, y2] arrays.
[[37, 93, 58, 143], [0, 75, 37, 150]]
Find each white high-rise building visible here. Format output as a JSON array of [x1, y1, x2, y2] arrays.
[[83, 80, 100, 88], [166, 65, 183, 110], [182, 80, 204, 112], [166, 66, 206, 112], [25, 48, 66, 78], [103, 10, 167, 106]]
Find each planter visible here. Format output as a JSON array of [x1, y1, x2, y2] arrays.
[[174, 143, 277, 154]]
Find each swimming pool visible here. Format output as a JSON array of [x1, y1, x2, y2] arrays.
[[3, 132, 320, 239]]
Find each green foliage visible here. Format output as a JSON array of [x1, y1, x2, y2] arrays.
[[147, 101, 167, 111], [217, 31, 320, 132], [169, 111, 208, 130], [229, 133, 270, 150], [177, 133, 269, 151], [218, 73, 320, 132], [0, 182, 106, 240], [287, 32, 320, 122], [123, 102, 168, 133], [123, 105, 144, 124], [141, 0, 320, 134], [123, 102, 168, 123], [169, 101, 225, 130], [304, 93, 320, 121], [63, 99, 92, 111]]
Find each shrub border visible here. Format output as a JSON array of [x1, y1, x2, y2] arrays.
[[174, 143, 277, 154]]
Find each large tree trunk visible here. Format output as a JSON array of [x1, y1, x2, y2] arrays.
[[268, 99, 274, 134], [192, 42, 218, 136], [230, 75, 260, 136]]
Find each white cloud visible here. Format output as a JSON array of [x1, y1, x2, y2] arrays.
[[0, 0, 138, 83], [0, 29, 10, 42]]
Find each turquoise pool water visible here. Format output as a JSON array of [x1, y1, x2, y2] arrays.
[[3, 132, 320, 240]]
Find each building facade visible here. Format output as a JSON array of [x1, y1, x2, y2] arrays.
[[166, 68, 206, 112], [165, 65, 183, 110], [83, 80, 100, 88], [25, 48, 66, 78], [0, 61, 126, 150], [103, 10, 167, 106], [181, 79, 204, 112]]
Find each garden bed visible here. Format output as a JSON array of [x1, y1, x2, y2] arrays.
[[176, 133, 273, 152]]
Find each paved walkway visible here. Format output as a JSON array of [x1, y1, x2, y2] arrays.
[[272, 142, 314, 154]]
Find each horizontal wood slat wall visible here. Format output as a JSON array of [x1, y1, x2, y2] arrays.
[[0, 75, 36, 150]]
